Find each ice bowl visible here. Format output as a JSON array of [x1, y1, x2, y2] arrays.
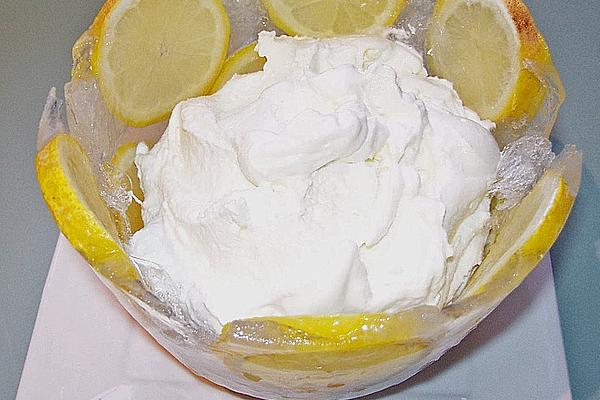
[[35, 1, 581, 399]]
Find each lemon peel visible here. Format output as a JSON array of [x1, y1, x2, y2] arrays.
[[464, 171, 575, 298], [36, 134, 139, 286], [110, 142, 144, 240], [210, 41, 266, 94]]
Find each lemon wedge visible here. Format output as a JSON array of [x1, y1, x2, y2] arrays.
[[210, 41, 266, 94], [463, 169, 575, 298], [111, 142, 144, 239], [36, 134, 139, 286], [426, 0, 554, 124], [93, 0, 230, 126], [263, 0, 406, 37]]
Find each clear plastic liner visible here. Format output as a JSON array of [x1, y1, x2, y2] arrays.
[[35, 2, 582, 399]]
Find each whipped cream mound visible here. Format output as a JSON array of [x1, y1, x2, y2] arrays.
[[129, 31, 501, 329]]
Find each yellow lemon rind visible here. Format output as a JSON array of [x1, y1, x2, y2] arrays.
[[210, 41, 266, 94], [464, 172, 574, 298], [36, 134, 138, 286], [111, 141, 144, 239]]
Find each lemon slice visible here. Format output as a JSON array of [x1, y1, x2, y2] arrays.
[[209, 41, 266, 94], [93, 0, 230, 126], [36, 134, 138, 286], [111, 142, 144, 239], [426, 0, 553, 123], [463, 169, 575, 298], [215, 306, 442, 388], [263, 0, 406, 37]]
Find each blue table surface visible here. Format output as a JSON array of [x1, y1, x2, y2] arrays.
[[0, 1, 598, 399]]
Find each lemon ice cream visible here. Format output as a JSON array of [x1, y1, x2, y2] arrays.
[[129, 31, 500, 329]]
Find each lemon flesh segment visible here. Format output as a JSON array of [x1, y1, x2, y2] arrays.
[[209, 41, 266, 94], [111, 142, 144, 239], [36, 134, 138, 286], [463, 171, 574, 299], [94, 0, 230, 127], [426, 0, 552, 123], [263, 0, 407, 37]]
